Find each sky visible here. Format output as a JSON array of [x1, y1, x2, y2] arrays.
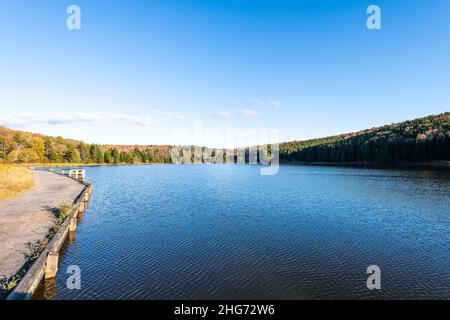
[[0, 0, 449, 147]]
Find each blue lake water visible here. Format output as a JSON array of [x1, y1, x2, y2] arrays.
[[34, 165, 450, 299]]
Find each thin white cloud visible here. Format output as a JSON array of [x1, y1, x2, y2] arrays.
[[265, 100, 282, 108], [248, 98, 261, 104], [215, 110, 233, 118], [152, 110, 186, 121], [0, 111, 185, 128], [239, 109, 258, 118], [169, 113, 186, 121], [248, 99, 282, 108]]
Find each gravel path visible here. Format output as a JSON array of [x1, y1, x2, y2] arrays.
[[0, 170, 84, 281]]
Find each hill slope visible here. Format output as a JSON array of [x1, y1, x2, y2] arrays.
[[0, 113, 449, 164], [0, 126, 172, 164], [279, 113, 450, 163]]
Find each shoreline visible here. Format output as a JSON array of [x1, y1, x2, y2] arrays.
[[0, 171, 90, 300], [280, 161, 450, 170], [22, 160, 450, 172]]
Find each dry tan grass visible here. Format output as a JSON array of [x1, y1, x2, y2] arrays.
[[0, 165, 35, 201]]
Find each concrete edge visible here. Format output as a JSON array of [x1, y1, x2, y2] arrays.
[[6, 173, 92, 300]]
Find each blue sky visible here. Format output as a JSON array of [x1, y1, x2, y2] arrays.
[[0, 0, 449, 147]]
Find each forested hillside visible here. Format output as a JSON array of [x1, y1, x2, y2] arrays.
[[1, 113, 448, 165], [280, 113, 450, 163], [0, 126, 172, 164]]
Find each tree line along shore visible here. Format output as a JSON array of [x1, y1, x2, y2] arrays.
[[0, 112, 449, 166]]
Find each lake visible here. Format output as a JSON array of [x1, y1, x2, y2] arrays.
[[34, 165, 450, 299]]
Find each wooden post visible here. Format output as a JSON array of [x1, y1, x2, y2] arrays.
[[45, 253, 59, 279], [68, 231, 77, 243], [69, 216, 77, 232], [78, 201, 85, 214]]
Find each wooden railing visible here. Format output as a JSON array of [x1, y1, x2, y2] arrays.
[[61, 169, 86, 180]]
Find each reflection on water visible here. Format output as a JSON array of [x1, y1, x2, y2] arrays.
[[34, 165, 450, 299]]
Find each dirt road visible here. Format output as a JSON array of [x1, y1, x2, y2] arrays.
[[0, 170, 84, 281]]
